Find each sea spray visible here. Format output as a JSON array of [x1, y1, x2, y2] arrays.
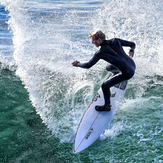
[[1, 0, 163, 146]]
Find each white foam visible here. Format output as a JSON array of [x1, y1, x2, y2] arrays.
[[1, 0, 163, 143]]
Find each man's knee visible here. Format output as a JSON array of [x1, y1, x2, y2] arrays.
[[101, 82, 109, 90]]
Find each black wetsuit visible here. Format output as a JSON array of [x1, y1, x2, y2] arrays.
[[78, 38, 136, 106]]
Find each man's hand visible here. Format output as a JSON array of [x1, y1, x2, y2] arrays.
[[129, 49, 134, 58], [72, 60, 80, 67]]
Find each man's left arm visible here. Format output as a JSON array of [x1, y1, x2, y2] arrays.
[[118, 39, 136, 50], [118, 39, 135, 58]]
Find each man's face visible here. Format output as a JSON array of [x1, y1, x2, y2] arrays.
[[92, 36, 102, 47]]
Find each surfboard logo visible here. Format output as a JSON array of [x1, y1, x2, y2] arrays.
[[115, 81, 127, 90], [85, 127, 93, 139], [93, 93, 100, 102]]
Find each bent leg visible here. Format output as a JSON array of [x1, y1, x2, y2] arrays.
[[102, 73, 125, 105], [96, 71, 134, 112], [95, 73, 125, 112]]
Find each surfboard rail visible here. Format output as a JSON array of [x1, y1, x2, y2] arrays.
[[73, 81, 128, 153]]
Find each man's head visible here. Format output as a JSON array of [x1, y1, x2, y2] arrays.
[[90, 30, 106, 47]]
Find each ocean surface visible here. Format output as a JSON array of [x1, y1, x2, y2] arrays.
[[0, 0, 163, 162]]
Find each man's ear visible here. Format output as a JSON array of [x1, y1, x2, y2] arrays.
[[98, 38, 102, 43]]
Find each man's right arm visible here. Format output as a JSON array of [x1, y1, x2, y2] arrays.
[[77, 52, 101, 69]]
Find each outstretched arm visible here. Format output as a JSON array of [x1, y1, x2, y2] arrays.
[[72, 51, 101, 69], [72, 60, 80, 67]]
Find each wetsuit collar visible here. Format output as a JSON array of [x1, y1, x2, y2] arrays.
[[100, 40, 107, 46]]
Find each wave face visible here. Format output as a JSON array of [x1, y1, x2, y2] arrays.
[[1, 0, 163, 162]]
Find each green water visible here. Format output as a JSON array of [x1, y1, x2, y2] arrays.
[[0, 69, 77, 163], [1, 69, 163, 163], [1, 0, 163, 162]]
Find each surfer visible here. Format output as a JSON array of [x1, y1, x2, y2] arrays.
[[72, 30, 136, 111]]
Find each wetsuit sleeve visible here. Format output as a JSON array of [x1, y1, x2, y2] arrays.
[[78, 51, 101, 69], [118, 39, 136, 50]]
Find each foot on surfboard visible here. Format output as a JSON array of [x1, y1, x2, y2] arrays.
[[95, 105, 111, 111]]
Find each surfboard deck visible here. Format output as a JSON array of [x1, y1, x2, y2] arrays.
[[73, 81, 128, 154]]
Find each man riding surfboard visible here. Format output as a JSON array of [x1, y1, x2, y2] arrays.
[[72, 30, 136, 111]]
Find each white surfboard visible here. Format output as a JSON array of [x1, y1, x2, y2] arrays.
[[73, 80, 128, 154]]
